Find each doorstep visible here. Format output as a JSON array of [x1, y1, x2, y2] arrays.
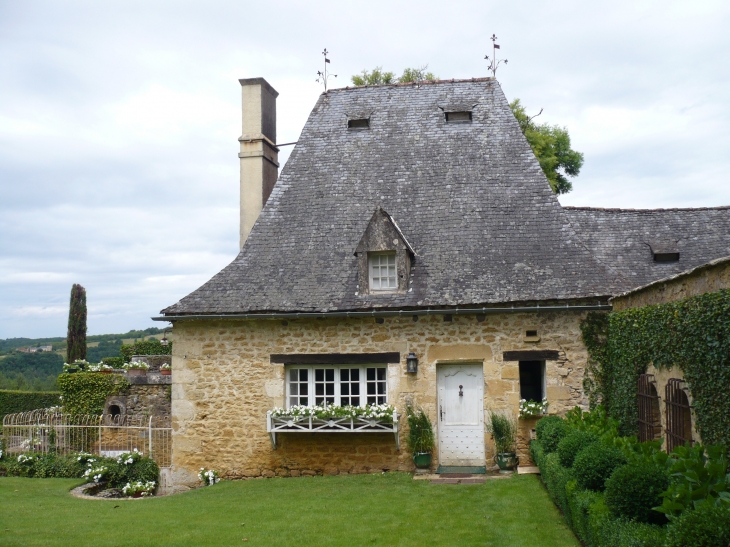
[[517, 466, 540, 475], [414, 473, 512, 484]]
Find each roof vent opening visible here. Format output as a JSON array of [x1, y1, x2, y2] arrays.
[[654, 252, 680, 263], [445, 111, 472, 123], [348, 118, 370, 129], [649, 240, 679, 263]]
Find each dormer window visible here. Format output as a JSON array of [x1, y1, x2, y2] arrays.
[[649, 240, 680, 263], [369, 252, 397, 291], [348, 118, 369, 129], [355, 208, 415, 296], [445, 111, 472, 123]]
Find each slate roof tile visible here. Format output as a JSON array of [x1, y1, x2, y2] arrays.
[[162, 79, 633, 315]]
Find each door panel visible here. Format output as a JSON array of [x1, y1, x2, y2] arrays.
[[437, 364, 485, 466]]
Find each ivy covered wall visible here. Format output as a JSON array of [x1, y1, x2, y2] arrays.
[[581, 290, 730, 446]]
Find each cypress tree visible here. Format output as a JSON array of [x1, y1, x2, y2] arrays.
[[66, 284, 87, 364]]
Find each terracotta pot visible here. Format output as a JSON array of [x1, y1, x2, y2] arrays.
[[160, 369, 171, 376], [127, 368, 147, 376], [100, 370, 112, 374], [132, 491, 144, 498]]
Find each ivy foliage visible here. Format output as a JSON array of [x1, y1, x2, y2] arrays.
[[57, 373, 128, 415], [581, 290, 730, 445]]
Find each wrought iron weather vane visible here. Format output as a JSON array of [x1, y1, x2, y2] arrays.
[[484, 34, 508, 78], [316, 48, 338, 93]]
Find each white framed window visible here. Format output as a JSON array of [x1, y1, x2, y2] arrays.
[[369, 252, 397, 291], [286, 365, 388, 408]]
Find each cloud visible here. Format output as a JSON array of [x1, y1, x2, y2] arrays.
[[0, 0, 729, 337]]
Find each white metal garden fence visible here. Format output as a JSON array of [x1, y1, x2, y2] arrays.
[[2, 410, 171, 467]]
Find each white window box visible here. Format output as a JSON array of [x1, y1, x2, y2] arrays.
[[266, 409, 400, 450]]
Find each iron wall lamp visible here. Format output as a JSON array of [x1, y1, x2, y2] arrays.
[[406, 352, 418, 373]]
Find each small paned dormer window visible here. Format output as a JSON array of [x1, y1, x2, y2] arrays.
[[348, 118, 369, 129], [369, 252, 397, 291], [445, 111, 472, 123]]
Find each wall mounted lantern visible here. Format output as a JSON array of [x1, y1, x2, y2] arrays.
[[406, 352, 418, 373], [160, 328, 170, 347]]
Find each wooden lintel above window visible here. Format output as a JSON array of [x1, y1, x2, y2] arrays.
[[270, 353, 401, 365], [503, 350, 560, 361]]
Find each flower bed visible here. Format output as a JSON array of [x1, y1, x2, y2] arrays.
[[266, 404, 400, 449]]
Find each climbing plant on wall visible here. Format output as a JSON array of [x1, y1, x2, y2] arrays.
[[581, 290, 730, 446], [57, 373, 129, 415]]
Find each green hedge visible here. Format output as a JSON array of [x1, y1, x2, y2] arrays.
[[0, 390, 61, 420], [581, 289, 730, 444], [534, 438, 667, 547], [120, 339, 171, 362]]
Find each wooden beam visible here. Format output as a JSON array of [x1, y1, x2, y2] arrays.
[[502, 350, 560, 361], [269, 353, 401, 365]]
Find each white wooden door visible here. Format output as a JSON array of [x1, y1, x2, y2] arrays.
[[437, 364, 485, 467]]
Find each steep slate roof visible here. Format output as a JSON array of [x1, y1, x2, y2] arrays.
[[565, 206, 730, 288], [163, 78, 627, 315]]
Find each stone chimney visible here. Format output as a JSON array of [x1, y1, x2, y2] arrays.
[[238, 78, 279, 248]]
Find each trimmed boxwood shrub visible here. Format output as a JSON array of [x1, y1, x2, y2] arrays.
[[573, 443, 626, 491], [541, 452, 574, 515], [595, 518, 666, 547], [530, 439, 544, 466], [538, 416, 570, 454], [664, 503, 730, 547], [557, 430, 599, 468], [604, 462, 669, 524]]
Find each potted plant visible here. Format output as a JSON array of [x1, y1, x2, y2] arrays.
[[160, 363, 171, 376], [519, 398, 549, 419], [406, 405, 435, 470], [122, 361, 150, 376], [486, 410, 519, 473]]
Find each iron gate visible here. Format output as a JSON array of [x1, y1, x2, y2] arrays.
[[637, 374, 662, 442], [665, 378, 693, 453]]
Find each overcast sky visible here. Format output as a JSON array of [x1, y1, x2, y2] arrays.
[[1, 0, 728, 339]]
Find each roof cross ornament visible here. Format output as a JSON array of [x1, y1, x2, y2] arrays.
[[484, 34, 508, 78], [316, 48, 338, 93]]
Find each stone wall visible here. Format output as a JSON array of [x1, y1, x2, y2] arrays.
[[104, 357, 172, 419], [612, 257, 730, 311], [170, 311, 591, 491]]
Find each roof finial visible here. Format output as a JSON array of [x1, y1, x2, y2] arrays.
[[316, 48, 338, 93], [484, 34, 508, 78]]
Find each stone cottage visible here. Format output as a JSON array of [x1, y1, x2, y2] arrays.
[[155, 77, 730, 490]]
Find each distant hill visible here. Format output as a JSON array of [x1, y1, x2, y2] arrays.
[[0, 327, 166, 354], [0, 327, 167, 391]]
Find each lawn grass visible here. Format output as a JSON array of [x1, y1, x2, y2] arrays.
[[0, 473, 579, 546]]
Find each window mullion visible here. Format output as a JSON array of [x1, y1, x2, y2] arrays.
[[335, 368, 341, 406]]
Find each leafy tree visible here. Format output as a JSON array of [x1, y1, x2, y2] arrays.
[[397, 65, 437, 84], [351, 65, 438, 86], [351, 67, 396, 86], [66, 284, 87, 364], [509, 99, 584, 195]]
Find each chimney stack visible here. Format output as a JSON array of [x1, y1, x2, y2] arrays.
[[238, 78, 279, 249]]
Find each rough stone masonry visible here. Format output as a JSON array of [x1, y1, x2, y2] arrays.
[[169, 311, 588, 491]]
